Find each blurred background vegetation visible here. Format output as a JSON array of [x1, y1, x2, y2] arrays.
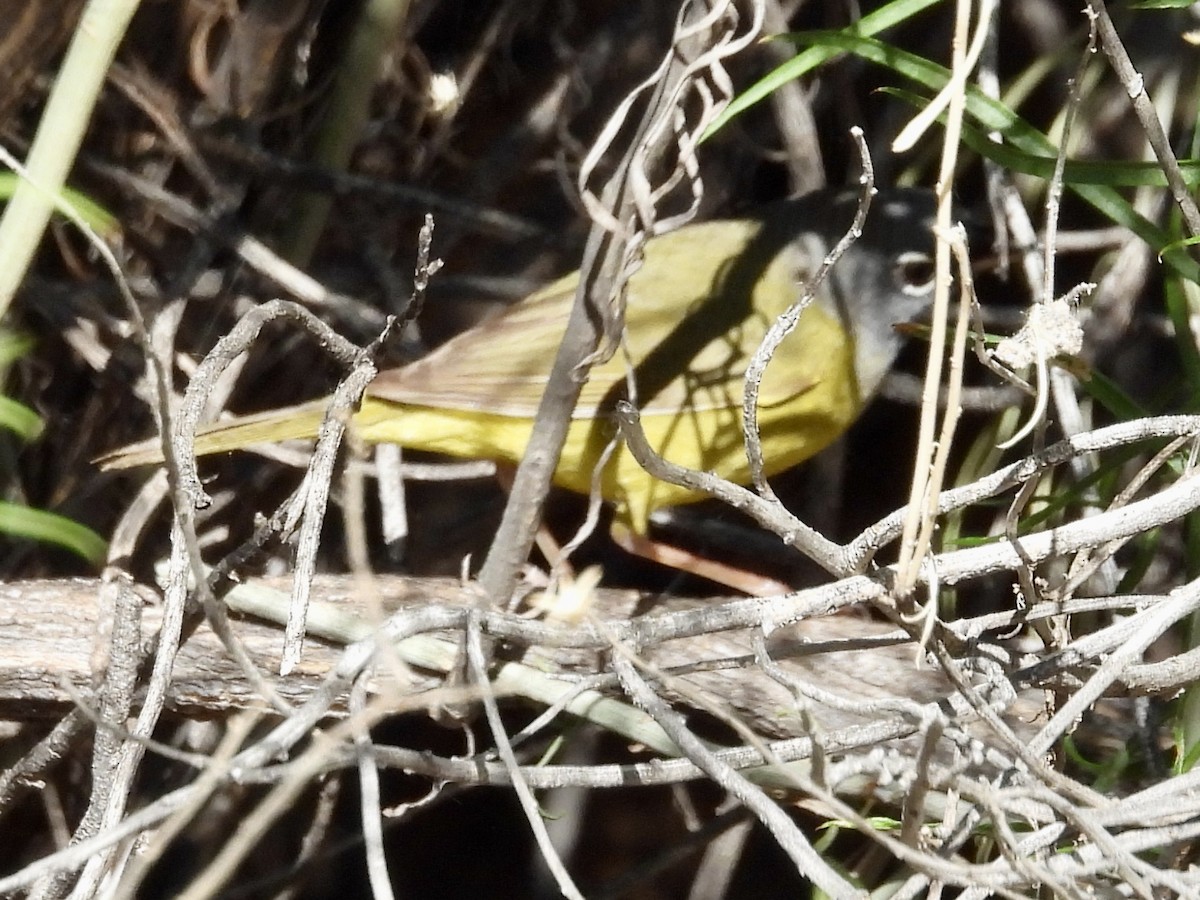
[[2, 0, 1200, 896]]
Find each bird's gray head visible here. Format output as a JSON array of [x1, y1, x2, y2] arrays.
[[769, 187, 947, 402]]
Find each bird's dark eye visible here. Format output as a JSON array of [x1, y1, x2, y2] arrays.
[[894, 251, 935, 296]]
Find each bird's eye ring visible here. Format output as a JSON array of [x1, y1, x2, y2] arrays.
[[894, 251, 935, 296]]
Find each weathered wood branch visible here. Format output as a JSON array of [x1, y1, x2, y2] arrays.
[[0, 576, 1045, 752]]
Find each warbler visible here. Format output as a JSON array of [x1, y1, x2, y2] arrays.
[[100, 187, 943, 533]]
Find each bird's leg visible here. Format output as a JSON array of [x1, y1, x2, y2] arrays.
[[609, 521, 793, 596]]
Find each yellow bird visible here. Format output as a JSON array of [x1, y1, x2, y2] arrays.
[[100, 188, 940, 533]]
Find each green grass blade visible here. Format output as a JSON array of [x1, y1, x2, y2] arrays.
[[0, 332, 34, 369], [0, 173, 119, 238], [0, 500, 106, 563], [703, 0, 942, 139], [0, 397, 45, 441]]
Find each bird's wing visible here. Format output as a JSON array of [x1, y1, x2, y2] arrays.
[[368, 270, 580, 416], [369, 221, 835, 418]]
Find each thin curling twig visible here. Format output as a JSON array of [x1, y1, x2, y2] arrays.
[[894, 0, 979, 597], [607, 646, 863, 900], [1060, 434, 1192, 600], [466, 614, 584, 900], [477, 0, 764, 605], [896, 223, 977, 637], [742, 127, 874, 500], [205, 218, 435, 674], [617, 404, 1200, 586], [281, 352, 385, 675], [281, 216, 438, 673], [614, 401, 846, 573], [1089, 0, 1200, 241], [172, 299, 362, 510]]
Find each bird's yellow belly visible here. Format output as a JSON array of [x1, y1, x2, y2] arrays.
[[351, 318, 859, 533]]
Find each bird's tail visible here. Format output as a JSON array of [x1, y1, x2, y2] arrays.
[[96, 401, 329, 470]]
